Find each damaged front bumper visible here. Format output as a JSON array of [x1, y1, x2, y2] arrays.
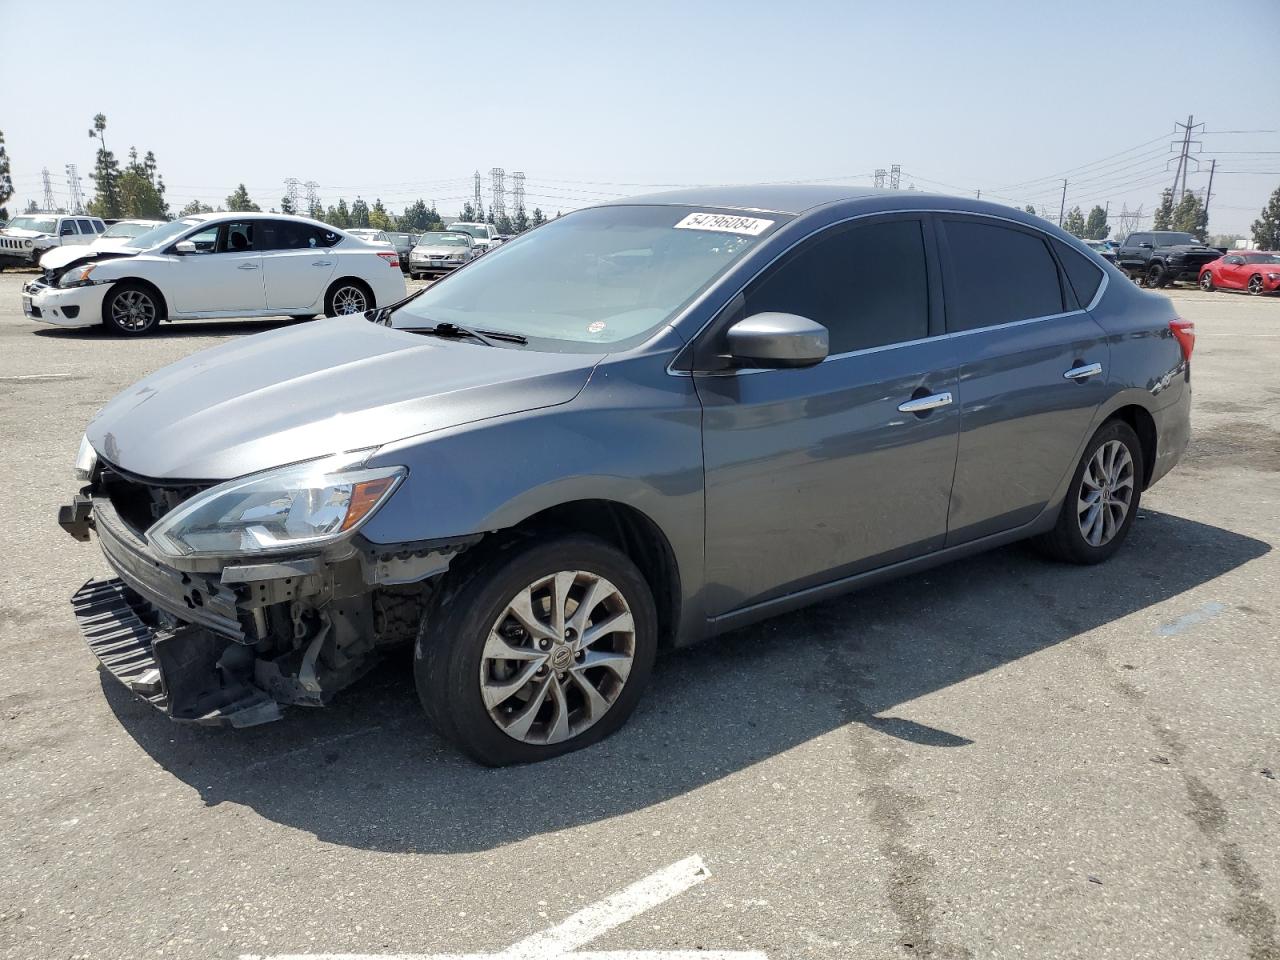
[[60, 489, 475, 727]]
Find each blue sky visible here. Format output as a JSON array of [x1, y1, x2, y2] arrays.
[[4, 0, 1278, 235]]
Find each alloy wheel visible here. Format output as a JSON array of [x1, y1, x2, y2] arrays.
[[1200, 272, 1214, 291], [332, 285, 368, 314], [111, 290, 156, 331], [1077, 439, 1135, 547], [1248, 275, 1264, 296], [480, 570, 635, 745]]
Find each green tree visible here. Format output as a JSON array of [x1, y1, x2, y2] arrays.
[[1023, 204, 1036, 216], [0, 130, 12, 222], [397, 198, 429, 231], [117, 147, 169, 219], [307, 198, 324, 220], [530, 207, 546, 228], [1152, 189, 1175, 230], [1250, 183, 1280, 250], [280, 195, 296, 215], [496, 213, 514, 234], [460, 201, 476, 222], [1172, 191, 1208, 241], [327, 198, 351, 228], [86, 113, 123, 218], [513, 208, 529, 233], [1083, 205, 1110, 240], [24, 199, 38, 214], [1062, 206, 1086, 237], [225, 183, 260, 212], [368, 197, 393, 230], [350, 197, 370, 228], [179, 199, 214, 216]]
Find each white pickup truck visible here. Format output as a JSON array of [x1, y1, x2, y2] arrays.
[[0, 213, 107, 268]]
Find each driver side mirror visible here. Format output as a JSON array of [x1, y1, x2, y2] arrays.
[[174, 240, 197, 254], [726, 313, 829, 369], [1138, 242, 1153, 249]]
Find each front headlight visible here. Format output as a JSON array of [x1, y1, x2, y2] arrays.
[[147, 455, 406, 559], [58, 264, 99, 288], [73, 435, 97, 481], [1267, 273, 1279, 281]]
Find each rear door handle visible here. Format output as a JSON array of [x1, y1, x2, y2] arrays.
[[312, 260, 333, 267], [237, 262, 260, 271], [1063, 362, 1103, 380], [897, 391, 953, 414]]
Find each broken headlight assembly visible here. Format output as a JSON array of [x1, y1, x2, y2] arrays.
[[146, 455, 406, 559], [58, 264, 104, 288], [74, 434, 98, 481]]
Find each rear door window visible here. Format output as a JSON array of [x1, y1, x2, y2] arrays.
[[744, 218, 930, 355], [1054, 241, 1105, 307], [76, 219, 95, 234], [940, 219, 1064, 332]]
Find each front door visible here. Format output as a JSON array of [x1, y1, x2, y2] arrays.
[[696, 216, 959, 617], [936, 216, 1110, 543], [171, 221, 266, 314]]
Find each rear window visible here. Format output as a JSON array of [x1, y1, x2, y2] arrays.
[[1055, 241, 1105, 307], [942, 219, 1064, 332]]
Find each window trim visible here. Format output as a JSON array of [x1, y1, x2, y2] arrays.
[[671, 207, 1108, 377]]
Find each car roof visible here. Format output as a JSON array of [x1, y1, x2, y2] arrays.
[[185, 211, 331, 225]]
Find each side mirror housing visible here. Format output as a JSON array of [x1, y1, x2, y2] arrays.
[[725, 312, 828, 369], [174, 239, 197, 254], [1138, 242, 1153, 249]]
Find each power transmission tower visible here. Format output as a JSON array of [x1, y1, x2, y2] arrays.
[[512, 171, 525, 220], [473, 171, 483, 218], [283, 177, 301, 214], [1168, 115, 1204, 200], [490, 167, 506, 222], [65, 164, 84, 213], [889, 164, 901, 190], [874, 168, 887, 188], [1117, 204, 1143, 238], [41, 167, 57, 212], [304, 181, 320, 217]]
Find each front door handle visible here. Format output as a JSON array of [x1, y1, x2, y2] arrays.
[[897, 391, 953, 414], [311, 260, 333, 267], [237, 262, 260, 271], [1063, 362, 1103, 381]]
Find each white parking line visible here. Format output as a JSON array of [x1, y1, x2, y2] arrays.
[[240, 854, 767, 960]]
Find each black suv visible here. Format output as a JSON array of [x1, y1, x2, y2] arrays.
[[1115, 231, 1223, 288]]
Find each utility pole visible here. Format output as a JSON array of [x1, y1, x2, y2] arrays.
[[975, 189, 981, 200], [472, 171, 483, 218], [41, 167, 56, 212], [1058, 179, 1068, 227], [1203, 158, 1217, 221], [65, 163, 84, 213]]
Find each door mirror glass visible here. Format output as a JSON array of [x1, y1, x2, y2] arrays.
[[174, 239, 197, 254], [726, 313, 828, 368]]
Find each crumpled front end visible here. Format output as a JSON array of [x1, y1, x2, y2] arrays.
[[60, 460, 474, 727]]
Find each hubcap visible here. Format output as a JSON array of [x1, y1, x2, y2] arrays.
[[1077, 439, 1135, 547], [111, 290, 156, 331], [332, 286, 367, 314], [480, 570, 635, 745]]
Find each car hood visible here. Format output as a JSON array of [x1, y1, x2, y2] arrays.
[[1161, 244, 1220, 256], [1, 227, 47, 239], [39, 245, 138, 271], [87, 316, 601, 480]]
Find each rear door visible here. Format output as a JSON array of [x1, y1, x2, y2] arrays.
[[259, 221, 340, 311], [937, 216, 1110, 544], [696, 215, 960, 616]]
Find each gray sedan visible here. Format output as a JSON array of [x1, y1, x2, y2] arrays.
[[59, 185, 1191, 765], [407, 230, 475, 278]]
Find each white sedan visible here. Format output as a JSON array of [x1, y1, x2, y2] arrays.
[[22, 212, 407, 335]]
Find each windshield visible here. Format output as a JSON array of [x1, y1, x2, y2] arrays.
[[7, 216, 58, 234], [128, 218, 205, 250], [418, 233, 470, 247], [101, 221, 159, 239], [393, 205, 776, 350], [449, 223, 490, 240], [1244, 253, 1280, 264], [1151, 232, 1199, 246]]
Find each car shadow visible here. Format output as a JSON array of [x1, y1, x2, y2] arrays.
[[30, 317, 310, 340], [103, 509, 1269, 853]]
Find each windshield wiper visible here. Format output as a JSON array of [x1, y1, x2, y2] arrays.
[[368, 287, 428, 325], [403, 321, 528, 346]]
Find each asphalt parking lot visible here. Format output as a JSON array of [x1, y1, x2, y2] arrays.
[[0, 271, 1277, 960]]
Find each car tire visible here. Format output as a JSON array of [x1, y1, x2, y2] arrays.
[[324, 279, 373, 317], [1033, 419, 1144, 565], [102, 282, 164, 336], [1145, 263, 1167, 288], [1248, 274, 1264, 296], [415, 533, 658, 766], [1199, 271, 1215, 292]]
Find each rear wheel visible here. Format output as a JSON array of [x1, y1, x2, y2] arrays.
[[1199, 271, 1215, 292], [1033, 420, 1144, 565], [324, 280, 372, 317], [103, 283, 163, 335], [415, 534, 657, 766], [1248, 274, 1264, 296]]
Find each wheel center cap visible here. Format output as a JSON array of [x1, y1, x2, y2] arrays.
[[550, 646, 574, 670]]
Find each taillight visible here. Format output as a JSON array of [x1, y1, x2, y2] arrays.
[[1169, 319, 1195, 361], [377, 252, 399, 268]]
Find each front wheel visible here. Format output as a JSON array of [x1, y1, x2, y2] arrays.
[[415, 534, 658, 766], [1199, 271, 1215, 292], [1248, 274, 1264, 296], [1033, 420, 1144, 565], [1145, 263, 1167, 288], [103, 283, 163, 335]]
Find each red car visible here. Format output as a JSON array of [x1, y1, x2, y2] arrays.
[[1199, 251, 1280, 295]]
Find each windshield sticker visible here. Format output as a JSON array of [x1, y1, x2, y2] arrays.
[[674, 212, 774, 236], [587, 320, 607, 334]]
